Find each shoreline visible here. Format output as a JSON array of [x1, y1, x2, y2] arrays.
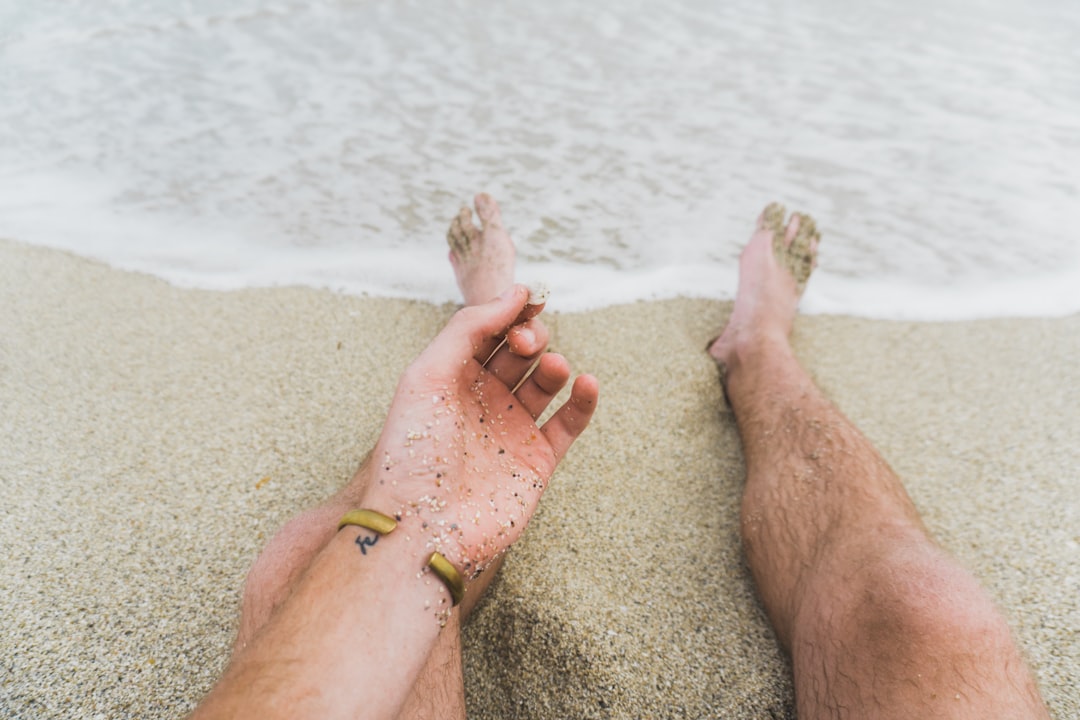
[[2, 238, 1077, 718], [6, 236, 1080, 322]]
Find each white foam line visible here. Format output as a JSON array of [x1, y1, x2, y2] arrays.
[[3, 168, 1077, 321], [801, 268, 1080, 321]]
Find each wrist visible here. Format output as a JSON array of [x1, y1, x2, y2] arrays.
[[336, 506, 465, 614], [355, 471, 520, 589]]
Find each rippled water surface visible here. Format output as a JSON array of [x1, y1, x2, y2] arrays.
[[2, 0, 1078, 317]]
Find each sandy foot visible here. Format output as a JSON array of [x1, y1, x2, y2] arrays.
[[447, 193, 517, 305], [707, 203, 822, 373]]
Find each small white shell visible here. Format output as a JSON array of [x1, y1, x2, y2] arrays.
[[526, 282, 550, 306]]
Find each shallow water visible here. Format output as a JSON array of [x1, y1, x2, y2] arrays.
[[1, 0, 1078, 318]]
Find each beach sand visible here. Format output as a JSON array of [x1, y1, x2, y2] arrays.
[[2, 238, 1077, 718]]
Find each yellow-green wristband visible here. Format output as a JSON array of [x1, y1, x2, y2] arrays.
[[338, 510, 464, 606], [427, 552, 465, 607], [338, 509, 398, 535]]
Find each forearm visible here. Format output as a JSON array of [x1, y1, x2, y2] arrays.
[[194, 286, 598, 718], [193, 519, 447, 720], [236, 460, 378, 647]]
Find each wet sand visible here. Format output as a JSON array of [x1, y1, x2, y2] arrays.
[[2, 238, 1077, 718]]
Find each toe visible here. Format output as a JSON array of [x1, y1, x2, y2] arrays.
[[761, 202, 786, 234], [475, 193, 504, 230], [447, 205, 480, 255], [783, 213, 802, 249], [788, 215, 816, 256], [761, 202, 787, 258], [787, 215, 819, 288], [810, 231, 821, 270], [459, 205, 481, 239]]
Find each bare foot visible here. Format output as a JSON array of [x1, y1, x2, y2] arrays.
[[447, 193, 516, 305], [708, 202, 821, 372]]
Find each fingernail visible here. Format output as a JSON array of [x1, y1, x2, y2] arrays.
[[497, 284, 524, 302]]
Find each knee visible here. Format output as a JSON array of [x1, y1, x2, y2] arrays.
[[235, 546, 286, 645], [240, 549, 279, 612], [235, 516, 321, 645], [808, 543, 1018, 663]]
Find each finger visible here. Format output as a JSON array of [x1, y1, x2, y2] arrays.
[[514, 352, 571, 419], [484, 318, 550, 388], [539, 374, 599, 462], [465, 285, 531, 363], [512, 299, 545, 328], [476, 293, 546, 364], [419, 284, 531, 368], [478, 301, 546, 367], [505, 317, 548, 357]]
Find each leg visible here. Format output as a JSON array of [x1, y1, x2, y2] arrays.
[[708, 206, 1048, 719], [236, 193, 525, 719]]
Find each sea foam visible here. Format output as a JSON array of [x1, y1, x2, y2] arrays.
[[2, 0, 1078, 320]]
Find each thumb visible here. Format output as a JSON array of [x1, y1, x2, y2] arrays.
[[420, 284, 532, 368]]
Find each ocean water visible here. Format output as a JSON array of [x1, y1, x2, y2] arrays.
[[1, 0, 1078, 319]]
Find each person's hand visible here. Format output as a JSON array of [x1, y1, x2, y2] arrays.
[[360, 284, 598, 579]]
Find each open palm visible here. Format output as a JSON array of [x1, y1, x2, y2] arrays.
[[361, 285, 598, 578]]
